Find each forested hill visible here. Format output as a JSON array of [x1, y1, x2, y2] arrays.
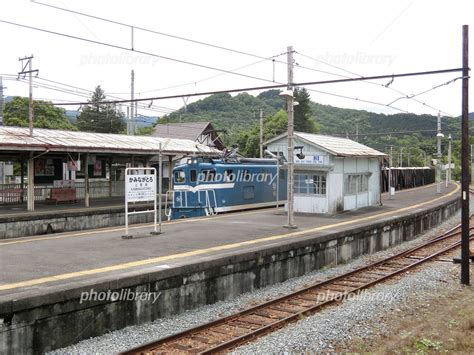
[[160, 89, 465, 141], [160, 91, 283, 134]]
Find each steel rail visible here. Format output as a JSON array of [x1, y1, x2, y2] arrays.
[[121, 221, 472, 354]]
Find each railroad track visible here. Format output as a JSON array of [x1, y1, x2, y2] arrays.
[[123, 223, 473, 355]]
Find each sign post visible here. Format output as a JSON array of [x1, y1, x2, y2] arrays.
[[124, 166, 160, 237]]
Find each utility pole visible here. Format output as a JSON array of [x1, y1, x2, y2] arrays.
[[436, 111, 444, 194], [18, 55, 38, 137], [0, 76, 5, 125], [389, 146, 393, 199], [18, 56, 38, 212], [0, 77, 4, 185], [259, 108, 264, 158], [129, 69, 135, 135], [446, 134, 452, 186], [284, 46, 296, 229], [460, 24, 470, 285]]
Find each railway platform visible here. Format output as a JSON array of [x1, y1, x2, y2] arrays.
[[0, 183, 462, 353]]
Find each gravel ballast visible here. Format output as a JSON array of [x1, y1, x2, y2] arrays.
[[50, 203, 466, 354]]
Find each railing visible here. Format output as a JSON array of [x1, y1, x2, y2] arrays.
[[167, 189, 217, 216], [0, 181, 126, 205]]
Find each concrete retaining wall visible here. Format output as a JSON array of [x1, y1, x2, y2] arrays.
[[0, 197, 460, 354], [0, 205, 165, 239]]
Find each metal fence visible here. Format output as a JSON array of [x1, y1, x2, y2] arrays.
[[0, 180, 126, 205]]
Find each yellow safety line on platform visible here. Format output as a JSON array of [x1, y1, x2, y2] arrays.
[[0, 183, 460, 291], [0, 183, 445, 247], [0, 205, 276, 247]]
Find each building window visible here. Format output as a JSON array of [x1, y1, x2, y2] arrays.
[[294, 173, 326, 195], [345, 174, 369, 194]]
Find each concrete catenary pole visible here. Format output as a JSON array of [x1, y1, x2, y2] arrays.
[[436, 111, 444, 194], [389, 146, 393, 199], [285, 46, 296, 229], [0, 76, 4, 126], [446, 134, 452, 186], [130, 69, 135, 135], [460, 25, 470, 285], [259, 108, 264, 158], [18, 56, 38, 211]]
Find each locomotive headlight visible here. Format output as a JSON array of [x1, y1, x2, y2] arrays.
[[187, 159, 192, 164], [193, 159, 198, 164]]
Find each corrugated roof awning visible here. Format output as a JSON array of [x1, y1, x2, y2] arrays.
[[264, 131, 387, 158], [0, 126, 221, 156]]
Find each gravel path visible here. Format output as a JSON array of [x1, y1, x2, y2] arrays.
[[50, 204, 466, 354]]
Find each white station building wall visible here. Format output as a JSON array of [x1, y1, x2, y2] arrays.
[[268, 137, 382, 214]]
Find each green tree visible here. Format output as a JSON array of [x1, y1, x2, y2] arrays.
[[293, 87, 319, 133], [3, 96, 77, 130], [233, 109, 288, 157], [77, 85, 126, 133]]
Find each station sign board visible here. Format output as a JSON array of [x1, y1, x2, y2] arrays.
[[126, 174, 156, 202], [295, 154, 325, 165]]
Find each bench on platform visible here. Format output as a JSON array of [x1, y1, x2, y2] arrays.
[[46, 188, 77, 205]]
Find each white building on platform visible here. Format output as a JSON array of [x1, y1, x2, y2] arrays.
[[265, 132, 387, 214]]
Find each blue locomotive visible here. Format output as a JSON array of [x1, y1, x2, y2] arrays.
[[167, 153, 287, 219]]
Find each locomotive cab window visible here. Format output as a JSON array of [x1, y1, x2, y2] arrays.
[[174, 170, 185, 183], [190, 169, 197, 182]]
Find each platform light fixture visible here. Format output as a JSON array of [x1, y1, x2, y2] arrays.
[[295, 146, 305, 160]]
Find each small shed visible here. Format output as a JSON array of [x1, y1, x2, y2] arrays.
[[151, 122, 225, 150], [265, 132, 387, 214]]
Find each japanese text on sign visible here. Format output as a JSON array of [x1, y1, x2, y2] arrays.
[[126, 174, 156, 202]]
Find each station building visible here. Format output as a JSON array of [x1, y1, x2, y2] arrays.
[[265, 132, 387, 214], [0, 126, 219, 211]]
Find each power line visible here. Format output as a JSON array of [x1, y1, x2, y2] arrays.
[[3, 75, 176, 114], [332, 128, 457, 138], [109, 55, 284, 96], [295, 51, 456, 116], [387, 76, 464, 106], [45, 67, 463, 106], [304, 87, 408, 113], [0, 19, 276, 84], [31, 2, 355, 83], [31, 0, 285, 64]]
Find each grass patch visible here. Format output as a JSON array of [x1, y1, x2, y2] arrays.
[[344, 279, 474, 353]]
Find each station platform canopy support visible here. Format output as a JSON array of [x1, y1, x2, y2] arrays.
[[0, 126, 220, 212]]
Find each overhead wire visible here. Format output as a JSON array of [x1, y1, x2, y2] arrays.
[[40, 67, 462, 106], [3, 74, 175, 114], [31, 1, 359, 82], [295, 51, 456, 116], [0, 19, 275, 85]]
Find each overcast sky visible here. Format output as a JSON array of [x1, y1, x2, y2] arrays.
[[0, 0, 472, 119]]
